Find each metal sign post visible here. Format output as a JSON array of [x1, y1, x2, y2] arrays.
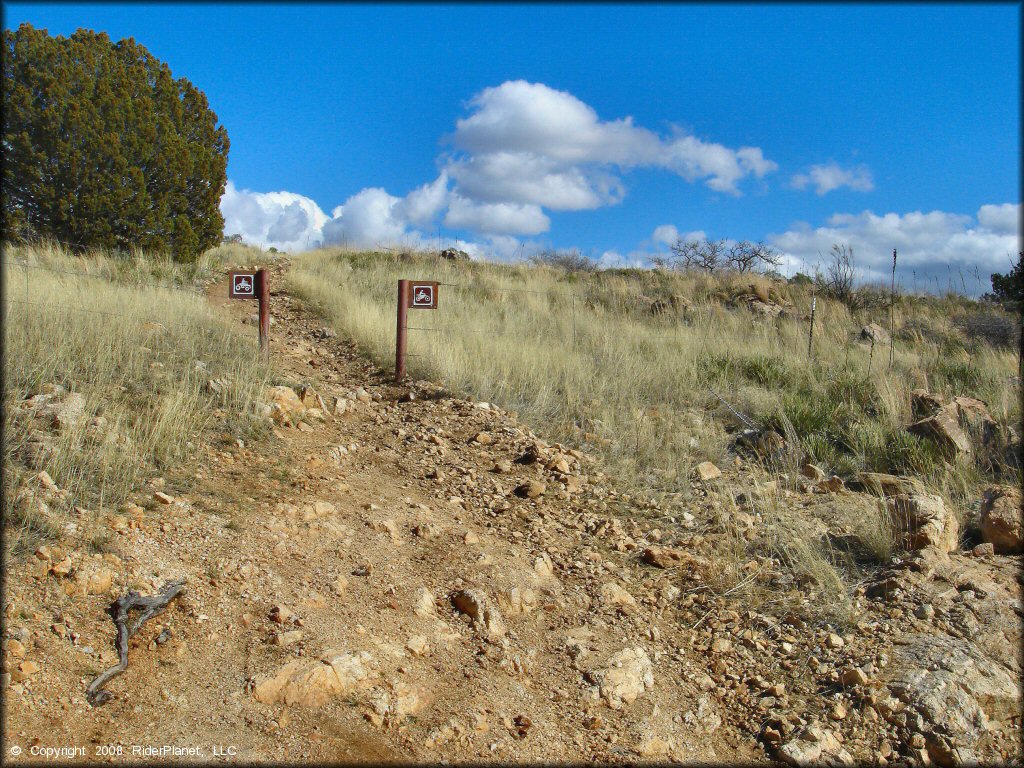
[[230, 269, 269, 362], [396, 279, 439, 381]]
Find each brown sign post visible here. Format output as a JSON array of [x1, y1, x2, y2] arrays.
[[396, 280, 439, 381], [230, 269, 269, 362]]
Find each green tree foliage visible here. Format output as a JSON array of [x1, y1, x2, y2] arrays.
[[2, 23, 229, 261], [985, 252, 1024, 308]]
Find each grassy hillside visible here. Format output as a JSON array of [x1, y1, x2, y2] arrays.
[[2, 241, 271, 555], [288, 246, 1020, 528]]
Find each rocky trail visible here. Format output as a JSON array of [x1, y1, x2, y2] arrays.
[[3, 260, 1021, 765]]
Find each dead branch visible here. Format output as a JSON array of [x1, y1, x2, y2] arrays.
[[86, 578, 185, 706]]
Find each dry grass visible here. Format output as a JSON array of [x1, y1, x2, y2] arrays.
[[286, 247, 1020, 617], [2, 241, 270, 555]]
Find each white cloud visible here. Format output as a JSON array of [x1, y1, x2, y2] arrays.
[[791, 162, 875, 195], [443, 194, 550, 236], [442, 79, 778, 234], [769, 203, 1021, 293], [220, 181, 329, 251], [977, 203, 1020, 234], [652, 225, 680, 246]]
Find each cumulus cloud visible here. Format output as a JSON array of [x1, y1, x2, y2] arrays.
[[220, 181, 329, 251], [443, 194, 550, 235], [769, 203, 1021, 293], [791, 162, 874, 195], [448, 80, 778, 219]]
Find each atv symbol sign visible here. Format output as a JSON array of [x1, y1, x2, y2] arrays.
[[408, 281, 438, 309], [230, 272, 256, 298]]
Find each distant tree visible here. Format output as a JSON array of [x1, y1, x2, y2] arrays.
[[668, 237, 728, 273], [818, 243, 856, 301], [984, 252, 1024, 307], [788, 272, 814, 286], [223, 233, 244, 245], [2, 23, 229, 260], [725, 240, 782, 273], [529, 248, 596, 272]]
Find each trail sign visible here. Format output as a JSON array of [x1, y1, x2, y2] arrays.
[[409, 281, 438, 309], [230, 272, 256, 298], [229, 269, 269, 362]]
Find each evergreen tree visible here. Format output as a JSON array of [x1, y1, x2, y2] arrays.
[[2, 23, 229, 260], [985, 253, 1024, 308]]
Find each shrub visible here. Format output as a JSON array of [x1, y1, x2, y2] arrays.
[[953, 311, 1021, 349]]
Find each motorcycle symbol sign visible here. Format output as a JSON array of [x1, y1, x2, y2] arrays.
[[230, 272, 257, 298], [409, 281, 438, 309]]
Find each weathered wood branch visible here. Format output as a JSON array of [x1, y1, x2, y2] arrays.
[[86, 579, 186, 706]]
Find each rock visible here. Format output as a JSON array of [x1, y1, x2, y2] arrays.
[[887, 634, 1021, 756], [413, 588, 436, 618], [269, 605, 294, 625], [450, 589, 506, 638], [641, 546, 706, 574], [253, 650, 371, 707], [911, 389, 947, 419], [472, 432, 493, 445], [887, 493, 959, 553], [333, 575, 349, 596], [840, 667, 869, 686], [18, 660, 40, 676], [585, 647, 654, 709], [908, 404, 972, 457], [313, 501, 337, 518], [599, 583, 637, 611], [497, 586, 538, 616], [514, 481, 546, 499], [693, 461, 722, 482], [264, 386, 306, 425], [406, 635, 430, 657], [366, 681, 430, 728], [491, 460, 513, 474], [857, 472, 925, 497], [861, 323, 891, 344], [50, 555, 73, 577], [440, 248, 470, 261], [154, 492, 174, 505], [5, 639, 26, 658], [274, 630, 303, 647], [801, 463, 826, 482], [825, 633, 845, 649], [777, 724, 855, 766], [979, 486, 1022, 554], [816, 475, 845, 493]]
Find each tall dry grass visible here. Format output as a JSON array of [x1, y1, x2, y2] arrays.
[[287, 247, 1020, 616], [3, 241, 270, 555]]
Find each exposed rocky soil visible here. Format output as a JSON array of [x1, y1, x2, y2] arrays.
[[3, 261, 1021, 765]]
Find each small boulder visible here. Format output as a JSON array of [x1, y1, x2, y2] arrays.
[[450, 589, 505, 638], [693, 461, 722, 482], [887, 493, 959, 553], [585, 647, 654, 709], [514, 481, 546, 499], [860, 323, 891, 344], [979, 486, 1022, 554], [908, 403, 972, 457]]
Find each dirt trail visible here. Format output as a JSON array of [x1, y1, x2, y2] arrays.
[[5, 260, 1020, 766], [3, 262, 761, 763]]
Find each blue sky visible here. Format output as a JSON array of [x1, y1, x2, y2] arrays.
[[4, 3, 1020, 291]]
